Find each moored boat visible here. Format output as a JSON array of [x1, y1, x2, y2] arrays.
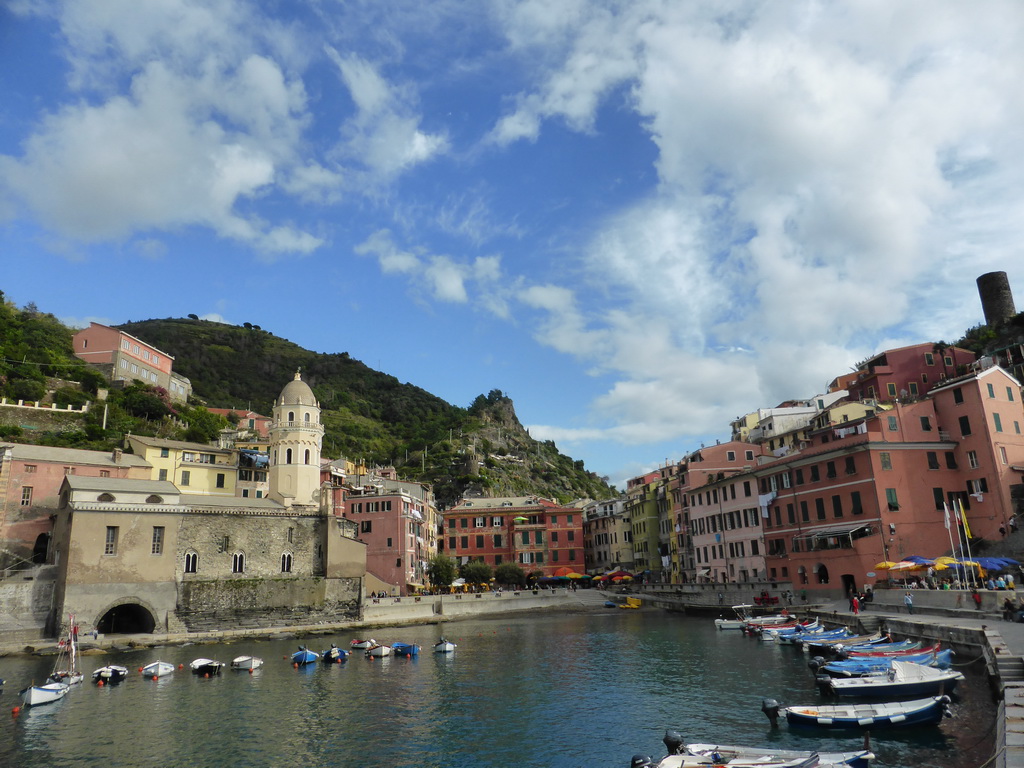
[[47, 615, 84, 686], [350, 638, 376, 650], [230, 655, 264, 670], [291, 646, 319, 665], [141, 660, 176, 678], [189, 658, 225, 676], [633, 730, 874, 768], [825, 659, 964, 698], [816, 649, 954, 678], [321, 644, 349, 663], [391, 642, 420, 657], [92, 665, 129, 685], [20, 681, 70, 707], [763, 695, 953, 729], [365, 642, 392, 657], [434, 638, 457, 653]]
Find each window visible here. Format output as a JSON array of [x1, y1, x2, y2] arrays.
[[932, 487, 945, 510], [908, 382, 919, 396], [844, 456, 856, 475], [988, 383, 996, 398], [20, 486, 32, 506], [361, 520, 372, 533], [727, 451, 736, 461], [232, 552, 245, 573], [969, 478, 989, 495], [958, 416, 971, 437], [746, 450, 754, 460], [1008, 387, 1016, 402], [810, 465, 820, 482], [1001, 446, 1009, 465], [476, 535, 484, 548], [967, 450, 979, 469], [826, 461, 837, 479], [886, 383, 897, 397], [887, 415, 898, 431], [925, 352, 934, 365], [216, 473, 225, 488], [795, 469, 804, 485], [104, 526, 119, 556], [475, 517, 486, 527], [100, 470, 110, 478], [927, 452, 940, 470], [184, 551, 198, 573], [920, 416, 932, 431], [180, 470, 190, 486], [493, 534, 503, 548], [24, 464, 36, 473], [151, 526, 164, 555], [304, 449, 310, 464], [286, 449, 293, 464], [288, 527, 294, 544], [953, 388, 964, 404], [886, 488, 899, 511], [994, 413, 1003, 433], [460, 536, 469, 549], [850, 491, 863, 515], [281, 553, 293, 573], [832, 495, 843, 518], [814, 498, 826, 521]]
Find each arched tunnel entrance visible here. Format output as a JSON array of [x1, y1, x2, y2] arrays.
[[96, 603, 156, 634]]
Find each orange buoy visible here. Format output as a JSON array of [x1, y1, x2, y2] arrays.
[[138, 667, 144, 673], [203, 673, 209, 678], [178, 664, 184, 670], [12, 706, 21, 716], [152, 676, 158, 681], [248, 669, 253, 675], [97, 680, 104, 687], [293, 662, 298, 668]]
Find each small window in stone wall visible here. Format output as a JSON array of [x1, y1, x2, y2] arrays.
[[281, 553, 292, 573], [232, 552, 245, 573], [184, 551, 198, 573]]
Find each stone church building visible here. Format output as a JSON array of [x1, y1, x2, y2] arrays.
[[49, 373, 366, 635]]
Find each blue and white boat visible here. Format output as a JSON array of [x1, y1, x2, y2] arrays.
[[291, 646, 319, 665], [20, 681, 70, 707], [434, 638, 457, 653], [766, 695, 952, 729], [391, 642, 420, 657], [91, 665, 129, 685], [817, 649, 954, 678], [321, 644, 349, 663], [826, 659, 964, 698]]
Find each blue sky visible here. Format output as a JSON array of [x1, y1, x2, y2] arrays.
[[3, 1, 1024, 489]]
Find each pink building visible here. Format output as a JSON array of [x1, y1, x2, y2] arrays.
[[207, 409, 271, 438], [0, 444, 151, 571], [682, 441, 768, 583], [72, 322, 192, 401], [758, 365, 1024, 596], [843, 342, 976, 402]]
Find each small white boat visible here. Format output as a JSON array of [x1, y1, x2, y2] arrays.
[[826, 659, 965, 698], [47, 616, 84, 686], [764, 695, 953, 729], [141, 661, 176, 678], [365, 643, 392, 657], [92, 665, 129, 685], [434, 639, 457, 653], [350, 638, 376, 650], [20, 681, 70, 707], [714, 604, 753, 630], [231, 655, 264, 670], [189, 658, 225, 676]]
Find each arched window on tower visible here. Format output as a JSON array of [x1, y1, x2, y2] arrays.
[[286, 448, 293, 464], [232, 552, 245, 574], [281, 553, 293, 573], [184, 551, 199, 573], [304, 412, 310, 423], [304, 449, 310, 464], [288, 411, 295, 423]]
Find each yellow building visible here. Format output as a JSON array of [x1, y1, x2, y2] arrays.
[[126, 435, 238, 497]]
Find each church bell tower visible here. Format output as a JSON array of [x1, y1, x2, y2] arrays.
[[268, 371, 324, 507]]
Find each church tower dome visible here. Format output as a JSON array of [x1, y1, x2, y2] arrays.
[[268, 371, 324, 507]]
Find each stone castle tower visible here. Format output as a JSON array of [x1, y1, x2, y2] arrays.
[[977, 271, 1017, 327], [268, 371, 324, 507]]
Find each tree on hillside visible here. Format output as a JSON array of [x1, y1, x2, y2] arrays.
[[426, 554, 458, 589]]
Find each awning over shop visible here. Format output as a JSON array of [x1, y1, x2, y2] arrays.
[[792, 523, 870, 542]]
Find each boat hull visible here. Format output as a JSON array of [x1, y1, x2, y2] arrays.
[[684, 743, 873, 768], [434, 641, 457, 653], [392, 643, 419, 657], [20, 682, 70, 707], [365, 644, 392, 657], [784, 696, 950, 728], [92, 665, 128, 685], [291, 650, 319, 665], [142, 661, 176, 678], [321, 648, 348, 663], [230, 656, 264, 670], [189, 659, 225, 676]]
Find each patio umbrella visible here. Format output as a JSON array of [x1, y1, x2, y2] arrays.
[[553, 567, 574, 577], [887, 561, 926, 571], [874, 561, 902, 569], [566, 572, 589, 579]]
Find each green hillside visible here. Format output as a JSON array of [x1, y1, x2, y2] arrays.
[[0, 298, 615, 506]]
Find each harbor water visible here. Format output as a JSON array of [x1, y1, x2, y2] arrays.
[[0, 611, 995, 768]]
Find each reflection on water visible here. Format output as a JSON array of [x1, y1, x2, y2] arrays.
[[0, 612, 995, 768]]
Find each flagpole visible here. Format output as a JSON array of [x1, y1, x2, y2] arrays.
[[959, 498, 978, 589], [950, 500, 967, 584]]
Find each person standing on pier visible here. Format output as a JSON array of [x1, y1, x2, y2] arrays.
[[904, 591, 914, 614]]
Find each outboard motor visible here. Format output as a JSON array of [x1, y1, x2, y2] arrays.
[[761, 698, 781, 727], [939, 694, 953, 718], [807, 656, 825, 673], [663, 730, 685, 755], [816, 674, 834, 693], [630, 756, 654, 768], [834, 649, 849, 661]]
